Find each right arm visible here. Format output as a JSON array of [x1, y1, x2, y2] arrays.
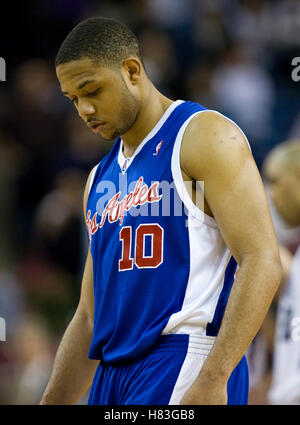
[[40, 166, 99, 405]]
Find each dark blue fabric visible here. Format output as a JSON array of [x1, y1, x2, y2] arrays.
[[227, 355, 249, 405], [88, 334, 189, 405], [206, 256, 238, 336], [88, 334, 249, 405]]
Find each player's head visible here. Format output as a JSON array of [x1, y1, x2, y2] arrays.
[[263, 140, 300, 227], [55, 17, 146, 140]]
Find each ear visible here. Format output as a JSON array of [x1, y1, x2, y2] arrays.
[[122, 58, 142, 84]]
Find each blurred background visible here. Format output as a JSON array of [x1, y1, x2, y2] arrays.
[[0, 0, 299, 405]]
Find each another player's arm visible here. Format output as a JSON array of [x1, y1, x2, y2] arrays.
[[180, 112, 282, 405], [40, 167, 99, 405]]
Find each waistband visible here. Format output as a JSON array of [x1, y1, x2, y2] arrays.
[[152, 333, 215, 356]]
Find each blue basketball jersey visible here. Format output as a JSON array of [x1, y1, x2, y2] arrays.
[[86, 100, 238, 363]]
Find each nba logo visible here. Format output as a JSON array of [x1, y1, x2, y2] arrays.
[[153, 140, 164, 156]]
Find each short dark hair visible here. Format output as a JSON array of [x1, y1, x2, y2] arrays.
[[55, 17, 142, 68]]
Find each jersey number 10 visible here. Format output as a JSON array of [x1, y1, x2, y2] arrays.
[[119, 223, 164, 271]]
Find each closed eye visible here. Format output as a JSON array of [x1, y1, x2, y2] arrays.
[[87, 88, 100, 96]]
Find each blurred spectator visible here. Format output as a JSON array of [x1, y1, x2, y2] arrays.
[[0, 129, 26, 266], [246, 244, 293, 404], [184, 61, 217, 109], [1, 59, 70, 251], [7, 58, 67, 150], [141, 0, 196, 72], [192, 0, 227, 56], [138, 26, 178, 98], [211, 42, 275, 167], [263, 140, 300, 404], [262, 0, 300, 48], [33, 167, 87, 276], [223, 0, 269, 51], [144, 0, 193, 29], [0, 271, 25, 337], [267, 189, 300, 254], [8, 313, 54, 405]]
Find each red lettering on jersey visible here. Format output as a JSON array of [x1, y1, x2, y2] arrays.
[[147, 182, 161, 202], [86, 210, 99, 244], [99, 177, 162, 227]]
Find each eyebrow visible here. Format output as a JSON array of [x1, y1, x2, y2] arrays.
[[62, 79, 98, 95], [77, 79, 98, 90]]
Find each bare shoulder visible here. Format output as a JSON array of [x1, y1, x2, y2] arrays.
[[181, 110, 252, 180]]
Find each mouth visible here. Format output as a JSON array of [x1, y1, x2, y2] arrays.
[[87, 121, 106, 133]]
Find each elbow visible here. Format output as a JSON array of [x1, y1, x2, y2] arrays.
[[75, 306, 94, 337], [257, 251, 283, 293], [269, 255, 283, 291], [241, 250, 283, 291]]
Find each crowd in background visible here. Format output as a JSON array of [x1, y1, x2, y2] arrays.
[[0, 0, 299, 404]]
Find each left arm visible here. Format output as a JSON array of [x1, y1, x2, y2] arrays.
[[180, 112, 282, 404]]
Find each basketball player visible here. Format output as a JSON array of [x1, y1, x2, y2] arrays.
[[263, 141, 300, 404], [40, 17, 282, 405]]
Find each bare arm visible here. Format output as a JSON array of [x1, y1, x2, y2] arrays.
[[40, 166, 99, 404], [180, 112, 282, 404]]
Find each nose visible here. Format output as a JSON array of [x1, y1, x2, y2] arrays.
[[77, 98, 96, 120]]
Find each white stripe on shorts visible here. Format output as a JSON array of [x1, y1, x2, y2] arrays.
[[168, 334, 215, 405]]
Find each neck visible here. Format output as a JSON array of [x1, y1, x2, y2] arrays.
[[121, 83, 174, 157]]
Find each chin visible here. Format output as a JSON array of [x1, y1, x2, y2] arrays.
[[100, 130, 119, 141], [101, 134, 116, 141]]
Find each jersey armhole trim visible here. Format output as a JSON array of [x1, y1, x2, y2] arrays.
[[171, 110, 218, 228], [85, 162, 101, 215], [88, 162, 100, 196], [171, 109, 252, 229]]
